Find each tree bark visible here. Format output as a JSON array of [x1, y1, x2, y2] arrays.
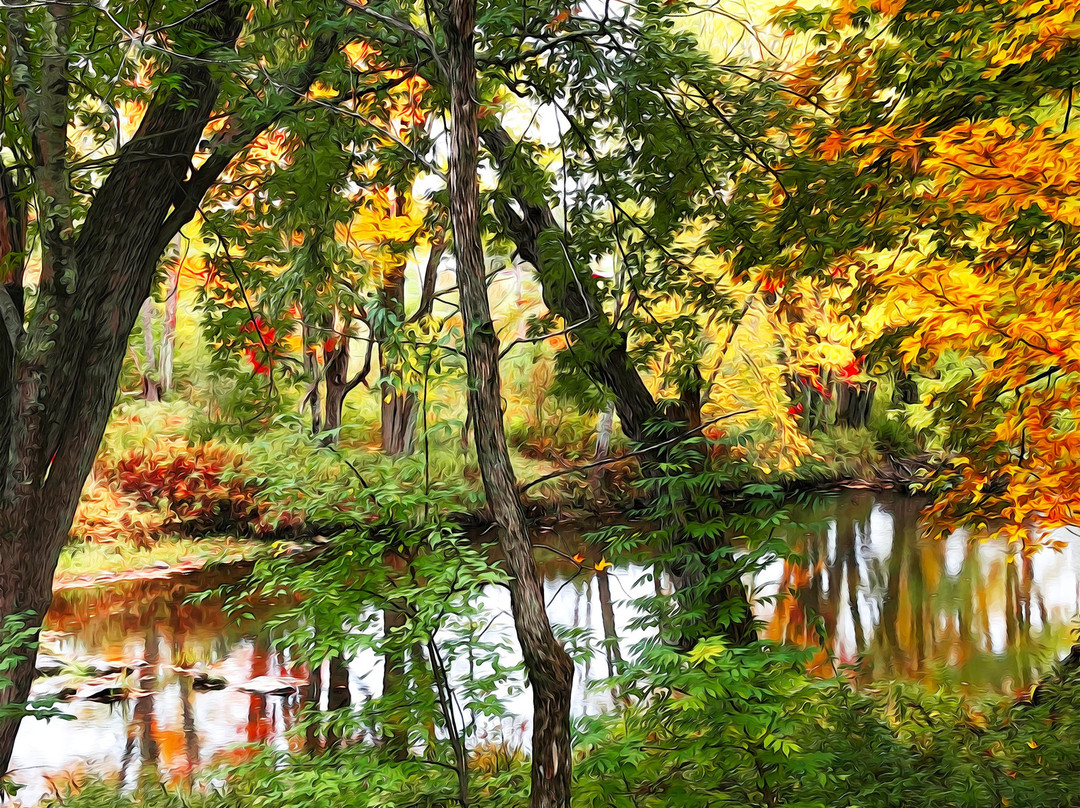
[[595, 567, 624, 676], [443, 6, 574, 807], [321, 336, 351, 446], [381, 391, 417, 455]]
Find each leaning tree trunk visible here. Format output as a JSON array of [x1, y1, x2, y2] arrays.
[[481, 125, 659, 445], [442, 4, 574, 806]]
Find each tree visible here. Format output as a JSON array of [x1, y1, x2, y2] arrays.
[[0, 0, 362, 771], [769, 0, 1080, 534], [439, 0, 576, 803], [199, 55, 444, 450]]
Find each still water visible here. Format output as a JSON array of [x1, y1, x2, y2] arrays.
[[10, 491, 1080, 803]]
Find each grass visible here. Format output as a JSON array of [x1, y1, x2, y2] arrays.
[[55, 536, 257, 587]]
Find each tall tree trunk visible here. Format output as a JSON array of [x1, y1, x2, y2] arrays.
[[442, 6, 574, 807], [380, 549, 409, 760], [139, 298, 162, 401], [0, 1, 251, 774], [483, 126, 755, 644], [159, 261, 179, 394], [481, 126, 659, 445], [589, 403, 615, 493]]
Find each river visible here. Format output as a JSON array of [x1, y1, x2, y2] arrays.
[[9, 490, 1080, 804]]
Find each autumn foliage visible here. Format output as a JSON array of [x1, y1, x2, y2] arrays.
[[74, 440, 269, 547]]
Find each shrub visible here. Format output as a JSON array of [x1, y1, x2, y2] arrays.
[[73, 439, 267, 546]]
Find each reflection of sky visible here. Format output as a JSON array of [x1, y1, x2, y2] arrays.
[[12, 495, 1080, 803]]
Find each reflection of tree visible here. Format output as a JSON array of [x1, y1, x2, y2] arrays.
[[764, 494, 876, 672], [326, 654, 351, 748], [874, 495, 960, 678], [305, 658, 323, 751], [595, 568, 624, 677], [179, 675, 199, 773], [247, 634, 270, 744], [135, 619, 160, 780], [840, 513, 864, 653]]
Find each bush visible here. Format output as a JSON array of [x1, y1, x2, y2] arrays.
[[73, 439, 267, 546], [43, 642, 1080, 808], [575, 640, 1080, 808]]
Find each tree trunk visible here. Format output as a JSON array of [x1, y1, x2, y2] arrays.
[[321, 336, 350, 446], [595, 567, 624, 676], [159, 262, 179, 394], [443, 5, 574, 806], [589, 403, 615, 492], [481, 126, 660, 445], [894, 369, 918, 405], [139, 298, 161, 402], [834, 380, 876, 428], [381, 390, 417, 455]]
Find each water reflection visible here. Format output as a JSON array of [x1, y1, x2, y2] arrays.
[[756, 492, 1080, 689], [10, 492, 1080, 803]]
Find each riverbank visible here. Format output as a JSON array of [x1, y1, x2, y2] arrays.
[[55, 464, 927, 592], [54, 537, 259, 590], [59, 397, 931, 585]]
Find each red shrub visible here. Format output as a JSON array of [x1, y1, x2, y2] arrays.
[[87, 440, 269, 542]]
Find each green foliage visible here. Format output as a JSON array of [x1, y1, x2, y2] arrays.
[[43, 639, 1080, 808], [575, 639, 1080, 808], [0, 614, 72, 798]]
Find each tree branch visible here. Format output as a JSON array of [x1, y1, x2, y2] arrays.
[[336, 0, 448, 80], [520, 410, 754, 492], [408, 231, 446, 323]]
